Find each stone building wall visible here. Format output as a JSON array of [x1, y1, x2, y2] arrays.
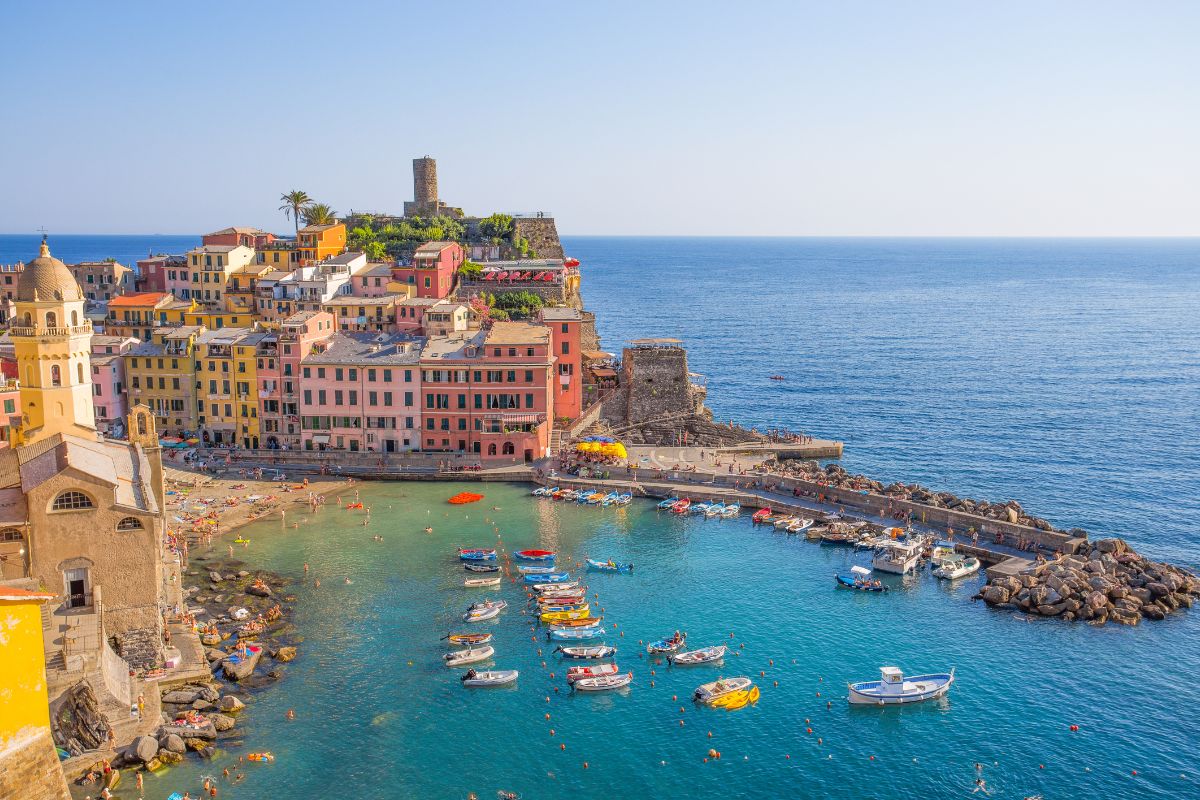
[[513, 218, 564, 259], [0, 728, 71, 800], [413, 157, 438, 208]]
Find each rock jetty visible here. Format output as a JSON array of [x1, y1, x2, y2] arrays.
[[976, 538, 1199, 625]]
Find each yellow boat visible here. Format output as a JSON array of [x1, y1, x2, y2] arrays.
[[711, 685, 760, 710], [540, 606, 591, 623]]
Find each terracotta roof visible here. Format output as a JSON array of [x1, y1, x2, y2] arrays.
[[484, 321, 550, 346], [108, 292, 169, 307], [0, 587, 55, 602], [414, 241, 458, 256], [16, 241, 84, 303]]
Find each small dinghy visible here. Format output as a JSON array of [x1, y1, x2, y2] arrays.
[[444, 645, 495, 666], [464, 563, 500, 573], [515, 549, 556, 561], [461, 669, 518, 688], [572, 672, 633, 692], [536, 594, 586, 607], [933, 557, 981, 580], [525, 572, 570, 584], [848, 666, 955, 705], [532, 486, 555, 497], [704, 502, 727, 518], [468, 600, 507, 612], [566, 663, 620, 682], [786, 518, 814, 534], [613, 492, 632, 506], [721, 503, 741, 518], [532, 581, 579, 593], [463, 601, 506, 622], [555, 645, 617, 659], [668, 645, 727, 665], [540, 607, 591, 623], [751, 508, 773, 523], [547, 618, 601, 631], [459, 548, 498, 562], [518, 565, 558, 574], [549, 626, 606, 641], [835, 565, 889, 592], [671, 499, 692, 514], [587, 558, 633, 573], [693, 676, 754, 704], [647, 633, 687, 654], [773, 516, 797, 529], [464, 576, 502, 587], [658, 496, 680, 509], [445, 632, 492, 646]]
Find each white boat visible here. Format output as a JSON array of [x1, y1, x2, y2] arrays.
[[872, 539, 924, 574], [464, 576, 502, 587], [785, 518, 814, 534], [468, 599, 507, 612], [518, 565, 558, 574], [930, 540, 957, 566], [566, 663, 620, 682], [773, 516, 797, 529], [532, 581, 579, 593], [443, 645, 495, 666], [555, 645, 616, 659], [572, 672, 632, 691], [720, 503, 740, 518], [689, 502, 711, 515], [933, 556, 981, 580], [668, 645, 727, 665], [461, 669, 518, 687], [463, 602, 506, 622], [704, 502, 726, 518], [532, 486, 555, 496], [693, 676, 753, 704], [848, 666, 954, 705]]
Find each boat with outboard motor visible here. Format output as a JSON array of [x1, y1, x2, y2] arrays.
[[461, 669, 518, 687], [873, 539, 924, 574], [572, 672, 633, 691], [835, 565, 888, 592], [668, 645, 727, 665], [443, 645, 495, 666], [647, 632, 687, 654], [933, 556, 981, 580], [848, 666, 954, 705], [524, 572, 570, 584], [458, 548, 498, 562], [693, 676, 754, 704], [587, 558, 633, 573], [786, 518, 814, 534], [566, 663, 620, 682], [464, 576, 502, 587], [555, 644, 617, 659]]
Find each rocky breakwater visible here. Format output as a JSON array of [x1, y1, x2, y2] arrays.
[[777, 461, 1072, 533], [976, 539, 1199, 625]]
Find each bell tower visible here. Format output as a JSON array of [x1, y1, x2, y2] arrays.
[[11, 237, 98, 445]]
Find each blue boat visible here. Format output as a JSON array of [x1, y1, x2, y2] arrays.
[[459, 548, 497, 562], [549, 626, 606, 641], [524, 572, 570, 584], [835, 566, 888, 592], [587, 558, 633, 573], [657, 496, 679, 509]]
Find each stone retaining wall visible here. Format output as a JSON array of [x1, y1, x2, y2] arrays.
[[0, 728, 71, 800], [512, 217, 564, 259]]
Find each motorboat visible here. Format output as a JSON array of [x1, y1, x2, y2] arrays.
[[848, 666, 955, 705], [463, 605, 501, 623], [461, 669, 518, 687], [587, 558, 633, 573], [524, 572, 570, 584], [647, 633, 687, 654], [458, 548, 498, 562], [443, 645, 495, 666], [572, 672, 633, 691], [873, 539, 924, 574], [854, 533, 891, 551], [468, 599, 508, 613], [786, 518, 814, 534], [464, 563, 500, 573], [658, 496, 680, 510], [566, 663, 620, 682], [445, 632, 492, 646], [930, 540, 958, 567], [720, 503, 741, 518], [532, 486, 555, 497], [532, 581, 579, 593], [835, 565, 889, 592], [933, 556, 981, 580], [515, 549, 556, 562], [693, 676, 754, 704], [773, 516, 797, 530], [671, 499, 692, 514], [464, 576, 502, 587], [668, 645, 727, 665], [555, 645, 616, 659], [549, 626, 606, 641]]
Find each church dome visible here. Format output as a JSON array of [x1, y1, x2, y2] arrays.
[[17, 239, 84, 302]]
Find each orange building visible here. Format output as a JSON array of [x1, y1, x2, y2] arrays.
[[297, 223, 347, 264]]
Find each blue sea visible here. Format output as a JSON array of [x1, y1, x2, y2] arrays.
[[11, 234, 1198, 799]]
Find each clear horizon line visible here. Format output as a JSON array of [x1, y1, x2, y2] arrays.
[[1, 231, 1199, 240]]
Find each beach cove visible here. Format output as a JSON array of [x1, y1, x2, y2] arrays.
[[136, 479, 1198, 800]]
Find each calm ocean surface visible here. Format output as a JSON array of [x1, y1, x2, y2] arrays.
[[11, 234, 1197, 799]]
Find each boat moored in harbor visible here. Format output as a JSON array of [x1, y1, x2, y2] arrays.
[[872, 539, 924, 574], [848, 666, 954, 705]]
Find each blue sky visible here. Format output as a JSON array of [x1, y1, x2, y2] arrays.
[[3, 1, 1198, 235]]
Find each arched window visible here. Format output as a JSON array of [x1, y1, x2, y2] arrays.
[[51, 491, 94, 511], [71, 310, 79, 326], [22, 312, 31, 326], [77, 363, 84, 383], [487, 443, 497, 456], [51, 365, 61, 386], [502, 441, 515, 455], [0, 528, 23, 542], [116, 517, 144, 531], [45, 311, 57, 328]]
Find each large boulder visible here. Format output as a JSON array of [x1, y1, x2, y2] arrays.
[[158, 750, 184, 765], [132, 734, 159, 763], [161, 689, 199, 705], [197, 686, 220, 702], [246, 583, 273, 598], [218, 695, 245, 713], [211, 713, 236, 732], [1146, 582, 1170, 598], [159, 734, 185, 754], [980, 585, 1011, 605], [273, 646, 297, 663]]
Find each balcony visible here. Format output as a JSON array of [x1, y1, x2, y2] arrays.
[[9, 323, 94, 338]]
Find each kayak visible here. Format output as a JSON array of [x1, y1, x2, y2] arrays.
[[668, 645, 728, 665], [587, 558, 633, 573], [694, 676, 753, 704], [555, 645, 617, 659], [647, 634, 687, 654], [573, 672, 633, 691], [460, 669, 518, 687], [567, 663, 620, 682], [464, 577, 501, 587], [524, 573, 570, 584], [444, 645, 495, 666], [515, 549, 556, 561], [464, 564, 500, 573], [247, 752, 274, 762], [446, 632, 492, 646], [549, 627, 606, 641]]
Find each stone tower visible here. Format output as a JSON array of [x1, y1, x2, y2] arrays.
[[413, 156, 438, 210], [11, 238, 98, 445]]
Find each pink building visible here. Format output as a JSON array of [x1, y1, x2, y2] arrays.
[[393, 241, 462, 299], [395, 296, 438, 334], [418, 321, 554, 462], [202, 226, 276, 249], [323, 295, 405, 333], [89, 355, 127, 435], [539, 307, 583, 421], [257, 311, 336, 450], [0, 380, 20, 449], [136, 254, 186, 294], [350, 263, 396, 297], [298, 332, 424, 452]]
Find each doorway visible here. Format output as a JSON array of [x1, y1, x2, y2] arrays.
[[65, 568, 89, 608]]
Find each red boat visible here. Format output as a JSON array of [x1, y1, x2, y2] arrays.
[[515, 549, 556, 561], [566, 663, 619, 682], [671, 498, 692, 514], [752, 508, 773, 524]]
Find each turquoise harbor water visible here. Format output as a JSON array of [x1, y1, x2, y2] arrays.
[[151, 482, 1197, 800], [8, 234, 1197, 798]]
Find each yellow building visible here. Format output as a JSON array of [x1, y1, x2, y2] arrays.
[[125, 326, 203, 435], [9, 240, 97, 445], [196, 328, 262, 447], [0, 586, 71, 800], [105, 292, 197, 340], [186, 244, 256, 308], [183, 308, 256, 331]]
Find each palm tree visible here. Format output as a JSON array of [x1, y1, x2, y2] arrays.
[[279, 190, 312, 235], [301, 203, 338, 226]]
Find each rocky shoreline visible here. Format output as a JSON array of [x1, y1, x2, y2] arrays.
[[976, 538, 1200, 625]]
